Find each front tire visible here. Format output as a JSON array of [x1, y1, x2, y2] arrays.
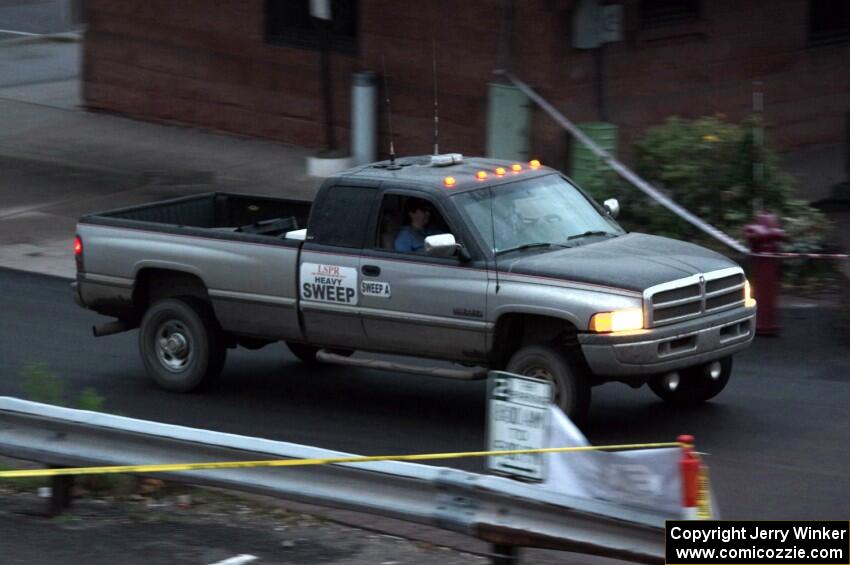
[[648, 357, 732, 404], [506, 344, 591, 423], [139, 298, 226, 392]]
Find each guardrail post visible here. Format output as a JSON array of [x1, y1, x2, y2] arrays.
[[48, 473, 73, 517], [491, 543, 520, 565]]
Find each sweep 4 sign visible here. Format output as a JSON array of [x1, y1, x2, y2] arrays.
[[300, 263, 358, 304]]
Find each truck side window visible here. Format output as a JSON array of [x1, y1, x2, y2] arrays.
[[377, 194, 451, 254], [310, 185, 375, 248]]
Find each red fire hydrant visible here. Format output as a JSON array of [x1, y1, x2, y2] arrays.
[[743, 213, 786, 336], [678, 435, 700, 519]]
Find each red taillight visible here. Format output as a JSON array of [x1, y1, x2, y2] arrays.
[[73, 236, 84, 272]]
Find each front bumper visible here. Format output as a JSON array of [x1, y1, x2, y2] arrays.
[[578, 306, 755, 377]]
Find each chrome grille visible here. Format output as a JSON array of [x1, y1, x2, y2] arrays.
[[651, 284, 700, 305], [645, 268, 746, 327]]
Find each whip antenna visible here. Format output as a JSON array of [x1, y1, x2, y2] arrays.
[[381, 55, 396, 164], [490, 187, 500, 293], [432, 38, 439, 156]]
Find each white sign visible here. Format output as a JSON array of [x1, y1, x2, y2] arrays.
[[539, 406, 690, 517], [361, 280, 391, 298], [487, 371, 552, 481], [300, 263, 358, 305]]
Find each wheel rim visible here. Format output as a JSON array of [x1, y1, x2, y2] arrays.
[[523, 365, 563, 406], [154, 320, 193, 372]]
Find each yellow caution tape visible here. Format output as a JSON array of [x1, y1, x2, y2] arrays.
[[0, 441, 684, 479]]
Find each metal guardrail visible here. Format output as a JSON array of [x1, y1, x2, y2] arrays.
[[0, 397, 666, 563]]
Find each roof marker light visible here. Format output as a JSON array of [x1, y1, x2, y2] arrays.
[[476, 171, 488, 180], [529, 159, 541, 168], [444, 176, 456, 187], [495, 167, 506, 176], [511, 163, 522, 172]]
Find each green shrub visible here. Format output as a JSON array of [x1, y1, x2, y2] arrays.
[[20, 363, 105, 411], [0, 464, 48, 492], [21, 363, 65, 406], [578, 116, 835, 286], [76, 388, 105, 412]]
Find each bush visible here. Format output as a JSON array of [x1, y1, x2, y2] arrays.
[[578, 116, 836, 287], [21, 363, 65, 406], [20, 363, 105, 411]]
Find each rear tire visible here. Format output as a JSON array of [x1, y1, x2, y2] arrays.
[[285, 342, 353, 365], [139, 298, 226, 392], [649, 357, 732, 404], [506, 344, 591, 423]]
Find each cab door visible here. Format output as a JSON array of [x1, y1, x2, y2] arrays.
[[299, 184, 376, 349], [358, 190, 489, 362]]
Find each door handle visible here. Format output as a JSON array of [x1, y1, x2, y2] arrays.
[[362, 265, 381, 277]]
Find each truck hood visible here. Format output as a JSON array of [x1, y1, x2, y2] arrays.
[[501, 233, 739, 292]]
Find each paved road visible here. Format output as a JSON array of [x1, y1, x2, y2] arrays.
[[1, 268, 848, 520]]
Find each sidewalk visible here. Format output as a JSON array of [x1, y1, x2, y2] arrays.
[[0, 38, 320, 279]]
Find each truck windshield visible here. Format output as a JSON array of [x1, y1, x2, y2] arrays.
[[454, 174, 624, 254]]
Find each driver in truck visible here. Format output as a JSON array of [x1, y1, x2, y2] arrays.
[[394, 198, 439, 253]]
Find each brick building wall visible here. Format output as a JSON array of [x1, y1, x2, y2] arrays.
[[83, 1, 850, 167]]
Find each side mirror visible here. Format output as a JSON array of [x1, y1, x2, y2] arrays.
[[603, 198, 620, 219], [425, 233, 465, 259]]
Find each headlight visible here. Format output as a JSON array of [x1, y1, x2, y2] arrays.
[[745, 279, 757, 308], [589, 308, 644, 333]]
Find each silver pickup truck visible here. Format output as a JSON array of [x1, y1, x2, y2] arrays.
[[72, 155, 756, 421]]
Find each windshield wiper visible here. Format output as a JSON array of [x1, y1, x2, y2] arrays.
[[495, 242, 569, 256], [567, 230, 617, 241]]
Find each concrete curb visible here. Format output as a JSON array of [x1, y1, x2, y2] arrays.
[[0, 30, 82, 46]]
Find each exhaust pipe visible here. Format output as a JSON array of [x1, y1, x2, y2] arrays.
[[92, 320, 135, 338]]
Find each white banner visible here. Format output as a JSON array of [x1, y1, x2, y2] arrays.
[[540, 407, 686, 517]]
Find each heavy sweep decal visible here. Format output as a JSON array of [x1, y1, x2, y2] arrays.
[[300, 263, 358, 305]]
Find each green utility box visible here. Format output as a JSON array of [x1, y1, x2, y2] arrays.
[[570, 122, 618, 187], [486, 82, 532, 161]]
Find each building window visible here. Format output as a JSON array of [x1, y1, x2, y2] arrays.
[[809, 0, 850, 45], [638, 0, 700, 29], [266, 0, 358, 53]]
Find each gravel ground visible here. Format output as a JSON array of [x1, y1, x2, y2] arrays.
[[0, 482, 489, 565]]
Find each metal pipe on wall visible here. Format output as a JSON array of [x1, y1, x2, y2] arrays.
[[351, 71, 377, 165]]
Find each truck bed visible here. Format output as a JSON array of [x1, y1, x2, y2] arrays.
[[76, 192, 313, 341], [82, 192, 312, 240]]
